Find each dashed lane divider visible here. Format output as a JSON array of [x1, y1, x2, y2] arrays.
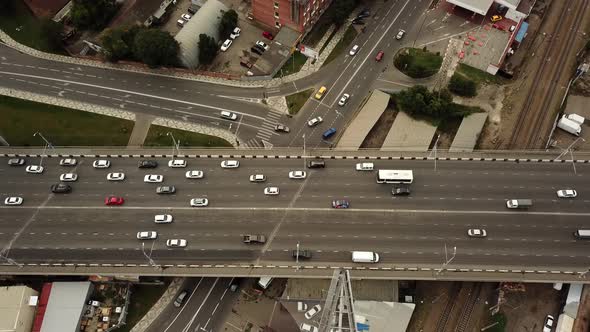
[[2, 153, 588, 163], [0, 262, 582, 276]]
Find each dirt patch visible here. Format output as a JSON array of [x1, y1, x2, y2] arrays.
[[359, 109, 398, 149], [499, 283, 564, 332], [574, 285, 590, 332]]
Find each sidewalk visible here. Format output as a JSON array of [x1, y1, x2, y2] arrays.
[[130, 277, 184, 332], [127, 114, 154, 147]]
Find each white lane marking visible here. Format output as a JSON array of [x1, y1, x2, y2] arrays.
[[5, 206, 590, 216], [182, 277, 220, 332], [333, 0, 412, 102], [0, 71, 265, 120], [163, 277, 205, 332]]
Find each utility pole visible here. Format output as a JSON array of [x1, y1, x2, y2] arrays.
[[554, 137, 585, 174]]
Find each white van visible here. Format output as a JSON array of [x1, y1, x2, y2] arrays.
[[351, 251, 379, 263], [566, 113, 585, 125], [574, 229, 590, 239], [257, 276, 273, 289], [220, 111, 238, 121], [355, 162, 374, 171]]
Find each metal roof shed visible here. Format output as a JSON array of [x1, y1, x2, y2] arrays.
[[40, 282, 92, 332]]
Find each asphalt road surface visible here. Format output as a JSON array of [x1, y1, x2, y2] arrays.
[[0, 0, 428, 148], [145, 277, 239, 332], [1, 156, 589, 272]]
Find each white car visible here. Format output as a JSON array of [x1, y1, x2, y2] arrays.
[[543, 315, 555, 332], [107, 172, 125, 181], [168, 159, 187, 168], [221, 39, 232, 52], [349, 44, 359, 56], [396, 29, 406, 40], [264, 187, 279, 195], [155, 214, 173, 223], [355, 162, 374, 171], [190, 198, 209, 207], [181, 13, 191, 21], [255, 40, 269, 51], [25, 165, 44, 174], [144, 174, 163, 183], [300, 323, 319, 332], [307, 117, 323, 127], [136, 231, 157, 240], [304, 304, 322, 319], [93, 160, 111, 168], [289, 171, 307, 179], [4, 197, 23, 206], [60, 173, 78, 182], [230, 27, 241, 39], [166, 239, 187, 248], [556, 189, 577, 198], [338, 93, 350, 106], [221, 160, 239, 168], [249, 174, 266, 182], [185, 170, 204, 179], [60, 158, 77, 166], [467, 229, 487, 238], [220, 110, 238, 120]]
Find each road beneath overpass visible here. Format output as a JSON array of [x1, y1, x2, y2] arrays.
[[1, 155, 589, 281]]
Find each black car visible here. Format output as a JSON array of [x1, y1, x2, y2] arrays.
[[307, 159, 325, 169], [156, 185, 176, 194], [138, 160, 158, 168], [250, 46, 263, 55], [274, 124, 290, 133], [352, 18, 365, 25], [292, 249, 312, 259], [51, 183, 72, 193], [392, 184, 411, 196]]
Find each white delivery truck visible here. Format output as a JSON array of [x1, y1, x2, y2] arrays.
[[557, 116, 581, 136], [506, 199, 533, 209]]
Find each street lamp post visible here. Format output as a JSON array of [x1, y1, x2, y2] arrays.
[[141, 242, 161, 270], [295, 242, 300, 272], [554, 137, 585, 174], [33, 132, 53, 167], [436, 244, 456, 276], [302, 134, 306, 169], [166, 132, 179, 159]]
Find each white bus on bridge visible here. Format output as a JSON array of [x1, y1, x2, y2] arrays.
[[376, 169, 413, 184]]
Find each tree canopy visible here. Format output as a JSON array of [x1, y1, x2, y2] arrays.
[[70, 0, 118, 30], [326, 0, 358, 26], [218, 10, 238, 40], [133, 29, 180, 68], [198, 34, 218, 65], [395, 85, 475, 121], [449, 74, 478, 97]]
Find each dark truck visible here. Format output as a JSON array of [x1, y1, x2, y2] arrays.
[[243, 234, 266, 244]]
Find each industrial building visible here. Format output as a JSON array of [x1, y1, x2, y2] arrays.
[[0, 285, 39, 332]]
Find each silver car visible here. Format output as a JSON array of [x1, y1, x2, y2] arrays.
[[185, 170, 204, 179], [190, 198, 209, 207], [60, 158, 77, 166], [93, 160, 111, 168], [60, 173, 78, 182], [137, 231, 157, 240], [289, 171, 307, 179], [107, 172, 125, 181], [221, 160, 239, 168], [467, 229, 487, 238], [249, 174, 266, 182], [166, 239, 187, 248], [26, 165, 44, 174], [144, 174, 163, 183], [4, 197, 23, 206], [154, 214, 173, 223]]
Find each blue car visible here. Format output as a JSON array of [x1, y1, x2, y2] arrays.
[[322, 127, 337, 139]]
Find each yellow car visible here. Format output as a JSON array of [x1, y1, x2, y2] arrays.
[[491, 15, 502, 22], [315, 86, 327, 100]]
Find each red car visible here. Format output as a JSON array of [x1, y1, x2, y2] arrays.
[[375, 50, 384, 62], [262, 31, 274, 40], [105, 196, 124, 205]]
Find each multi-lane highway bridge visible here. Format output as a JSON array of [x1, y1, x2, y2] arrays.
[[1, 148, 590, 282]]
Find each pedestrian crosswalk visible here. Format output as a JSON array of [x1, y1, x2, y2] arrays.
[[241, 110, 284, 149], [255, 110, 282, 141]]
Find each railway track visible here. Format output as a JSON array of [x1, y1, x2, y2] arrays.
[[435, 282, 462, 332], [455, 283, 483, 332], [508, 0, 589, 149]]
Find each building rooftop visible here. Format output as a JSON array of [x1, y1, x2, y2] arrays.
[[40, 282, 92, 332], [445, 0, 494, 15], [0, 286, 39, 332]]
